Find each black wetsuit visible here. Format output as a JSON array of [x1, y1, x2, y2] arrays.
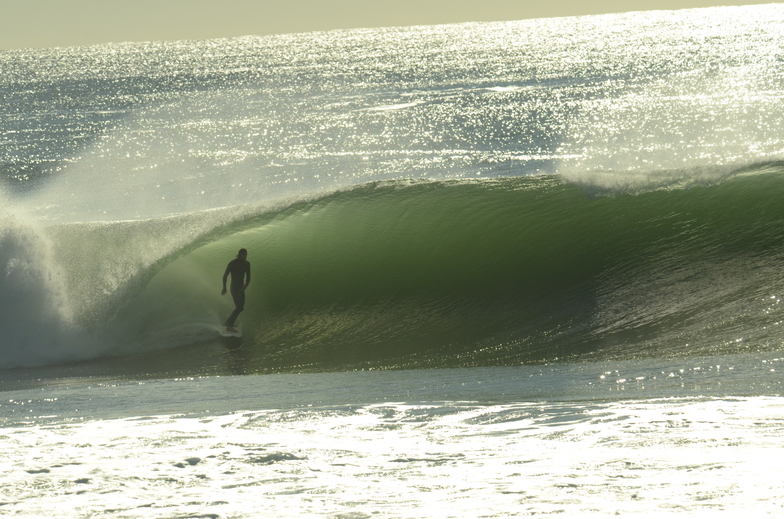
[[223, 258, 251, 327]]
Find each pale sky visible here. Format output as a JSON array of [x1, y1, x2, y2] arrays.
[[1, 0, 780, 50]]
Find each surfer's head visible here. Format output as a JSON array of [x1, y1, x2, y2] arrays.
[[237, 248, 248, 259]]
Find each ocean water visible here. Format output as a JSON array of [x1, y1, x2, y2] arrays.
[[2, 4, 784, 517]]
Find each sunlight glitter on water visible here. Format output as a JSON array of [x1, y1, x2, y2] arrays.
[[2, 396, 783, 517]]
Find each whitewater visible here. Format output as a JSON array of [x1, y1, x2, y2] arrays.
[[2, 4, 784, 517]]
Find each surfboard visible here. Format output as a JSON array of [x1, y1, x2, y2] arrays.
[[217, 325, 242, 338]]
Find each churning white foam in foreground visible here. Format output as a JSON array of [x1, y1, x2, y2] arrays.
[[2, 391, 783, 518]]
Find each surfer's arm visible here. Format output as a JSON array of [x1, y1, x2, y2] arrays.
[[243, 263, 251, 290], [221, 264, 230, 295]]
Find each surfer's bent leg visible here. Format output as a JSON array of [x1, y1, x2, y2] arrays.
[[232, 288, 245, 312], [225, 288, 246, 327]]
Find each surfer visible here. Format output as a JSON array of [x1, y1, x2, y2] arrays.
[[221, 248, 251, 331]]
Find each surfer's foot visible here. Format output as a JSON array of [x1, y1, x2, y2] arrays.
[[226, 325, 237, 332]]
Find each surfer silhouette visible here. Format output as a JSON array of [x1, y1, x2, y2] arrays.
[[221, 248, 251, 331]]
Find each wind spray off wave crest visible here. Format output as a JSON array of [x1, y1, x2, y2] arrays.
[[0, 210, 93, 368]]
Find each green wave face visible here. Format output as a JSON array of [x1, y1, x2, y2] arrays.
[[114, 167, 784, 372]]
